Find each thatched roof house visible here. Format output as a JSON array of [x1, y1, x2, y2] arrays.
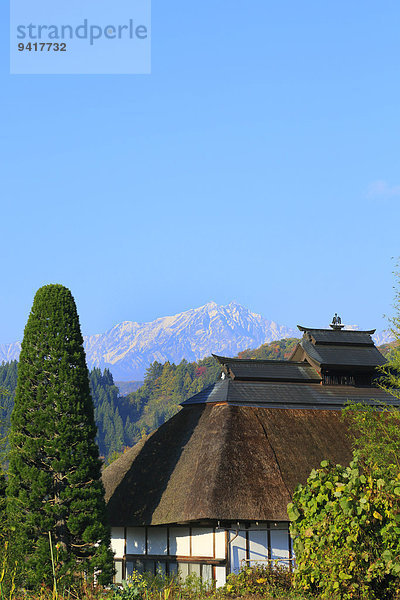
[[103, 321, 395, 585]]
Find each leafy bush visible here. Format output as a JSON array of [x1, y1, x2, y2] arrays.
[[342, 403, 400, 480], [136, 565, 309, 600], [109, 572, 148, 600], [223, 564, 293, 597], [289, 457, 400, 600]]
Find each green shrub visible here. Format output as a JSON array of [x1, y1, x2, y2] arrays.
[[223, 564, 293, 597], [342, 403, 400, 480], [289, 456, 400, 600], [107, 566, 308, 600], [109, 572, 148, 600]]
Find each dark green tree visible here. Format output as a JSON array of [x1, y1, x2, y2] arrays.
[[0, 361, 18, 444], [7, 285, 113, 589], [0, 386, 8, 534], [90, 368, 125, 459], [342, 402, 400, 479]]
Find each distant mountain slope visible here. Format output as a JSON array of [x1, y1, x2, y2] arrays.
[[1, 302, 391, 380], [82, 301, 297, 379], [373, 330, 395, 346], [0, 342, 20, 363], [115, 381, 144, 396]]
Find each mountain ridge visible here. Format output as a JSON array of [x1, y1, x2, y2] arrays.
[[82, 301, 298, 379], [0, 301, 393, 380]]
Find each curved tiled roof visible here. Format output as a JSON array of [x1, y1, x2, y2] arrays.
[[299, 339, 386, 368], [297, 327, 376, 345], [181, 379, 397, 409], [290, 325, 387, 370], [213, 355, 321, 382]]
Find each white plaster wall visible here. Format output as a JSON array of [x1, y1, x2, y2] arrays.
[[270, 529, 289, 566], [229, 530, 246, 573], [147, 527, 168, 555], [191, 528, 213, 557], [111, 527, 125, 559], [126, 527, 146, 555], [169, 527, 190, 556], [202, 564, 213, 582], [215, 566, 226, 588], [215, 530, 226, 559], [248, 530, 268, 565]]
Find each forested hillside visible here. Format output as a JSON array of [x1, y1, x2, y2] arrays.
[[125, 356, 221, 439], [2, 335, 390, 460], [378, 341, 397, 359], [237, 337, 300, 360], [0, 362, 134, 461], [90, 368, 134, 459], [0, 360, 17, 440], [115, 380, 143, 396]]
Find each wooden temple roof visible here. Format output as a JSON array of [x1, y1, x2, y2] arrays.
[[181, 379, 396, 409], [290, 325, 386, 369], [296, 326, 376, 345], [294, 340, 386, 369], [212, 355, 321, 382]]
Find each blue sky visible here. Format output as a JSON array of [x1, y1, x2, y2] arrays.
[[1, 1, 400, 342]]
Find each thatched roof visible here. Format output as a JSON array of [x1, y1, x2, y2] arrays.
[[103, 403, 353, 526], [103, 329, 394, 527]]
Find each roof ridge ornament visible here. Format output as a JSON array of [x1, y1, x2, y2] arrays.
[[330, 313, 344, 330]]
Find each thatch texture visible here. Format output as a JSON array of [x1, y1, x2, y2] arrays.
[[103, 403, 352, 526], [102, 435, 149, 504]]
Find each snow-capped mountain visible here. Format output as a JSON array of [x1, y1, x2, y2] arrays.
[[0, 302, 297, 380], [0, 342, 21, 363], [1, 302, 392, 380], [342, 325, 394, 346], [373, 330, 395, 346], [83, 301, 297, 380]]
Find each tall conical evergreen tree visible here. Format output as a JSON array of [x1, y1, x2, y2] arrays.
[[7, 285, 113, 588]]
